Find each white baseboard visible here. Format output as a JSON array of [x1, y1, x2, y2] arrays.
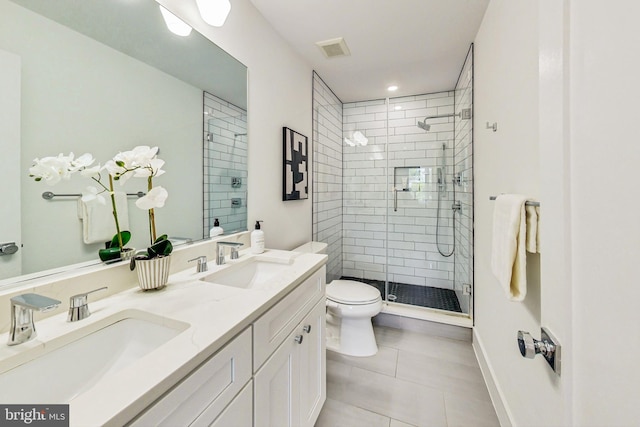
[[473, 329, 514, 427]]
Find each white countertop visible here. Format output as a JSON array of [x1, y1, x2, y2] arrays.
[[0, 249, 327, 426]]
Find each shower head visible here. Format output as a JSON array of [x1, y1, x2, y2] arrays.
[[416, 108, 472, 132], [417, 120, 431, 131]]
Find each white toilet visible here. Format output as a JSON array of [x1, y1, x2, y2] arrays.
[[325, 280, 382, 357], [293, 241, 383, 357]]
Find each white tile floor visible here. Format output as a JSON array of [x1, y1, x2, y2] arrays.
[[315, 325, 500, 427]]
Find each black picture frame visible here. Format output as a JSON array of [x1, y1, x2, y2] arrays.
[[283, 127, 309, 201]]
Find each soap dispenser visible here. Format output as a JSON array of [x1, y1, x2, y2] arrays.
[[251, 221, 264, 254], [209, 218, 224, 237]]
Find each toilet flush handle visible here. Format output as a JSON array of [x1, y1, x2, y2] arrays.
[[326, 300, 339, 309]]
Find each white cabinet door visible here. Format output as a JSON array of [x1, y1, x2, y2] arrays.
[[255, 299, 326, 427], [298, 300, 326, 427], [254, 330, 300, 427], [130, 328, 252, 427]]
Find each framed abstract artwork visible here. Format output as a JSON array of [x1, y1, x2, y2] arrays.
[[283, 127, 309, 201]]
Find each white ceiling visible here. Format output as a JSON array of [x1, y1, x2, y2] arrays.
[[249, 0, 490, 103]]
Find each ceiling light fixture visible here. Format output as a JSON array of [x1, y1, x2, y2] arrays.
[[159, 5, 192, 36], [387, 85, 398, 92], [196, 0, 231, 27]]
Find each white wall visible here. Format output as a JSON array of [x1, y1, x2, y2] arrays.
[[570, 1, 640, 424], [476, 0, 640, 425], [473, 0, 569, 425], [160, 0, 313, 250]]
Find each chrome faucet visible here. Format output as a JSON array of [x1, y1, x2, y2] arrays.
[[8, 293, 61, 346], [216, 242, 244, 265], [188, 255, 208, 273], [68, 286, 107, 322]]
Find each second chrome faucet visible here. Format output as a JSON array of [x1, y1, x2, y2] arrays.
[[216, 241, 244, 265]]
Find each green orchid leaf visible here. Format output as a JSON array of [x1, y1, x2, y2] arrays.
[[98, 247, 121, 262], [154, 234, 168, 243], [110, 230, 131, 248], [148, 238, 173, 258]]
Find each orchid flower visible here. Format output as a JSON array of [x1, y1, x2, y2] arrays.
[[29, 152, 126, 251], [81, 186, 107, 205], [135, 186, 168, 210], [110, 146, 168, 244]]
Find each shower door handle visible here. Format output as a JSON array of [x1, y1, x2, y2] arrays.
[[393, 189, 404, 212], [0, 242, 18, 256]]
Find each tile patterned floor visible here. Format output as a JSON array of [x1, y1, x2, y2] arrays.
[[340, 277, 462, 313], [315, 325, 499, 427]]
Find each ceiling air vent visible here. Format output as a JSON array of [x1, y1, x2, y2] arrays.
[[315, 37, 351, 59]]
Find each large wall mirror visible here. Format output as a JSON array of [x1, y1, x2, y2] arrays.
[[0, 0, 248, 285]]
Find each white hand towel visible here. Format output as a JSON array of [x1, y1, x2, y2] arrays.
[[491, 194, 528, 301], [78, 192, 130, 244], [525, 204, 540, 253]]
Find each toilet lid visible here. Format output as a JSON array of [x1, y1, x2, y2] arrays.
[[326, 280, 381, 305]]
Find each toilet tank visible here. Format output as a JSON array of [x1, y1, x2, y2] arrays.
[[292, 241, 327, 255]]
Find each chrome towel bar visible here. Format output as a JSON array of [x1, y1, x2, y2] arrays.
[[489, 196, 540, 207], [42, 191, 145, 200]]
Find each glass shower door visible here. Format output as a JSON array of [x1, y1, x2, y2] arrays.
[[386, 95, 462, 313]]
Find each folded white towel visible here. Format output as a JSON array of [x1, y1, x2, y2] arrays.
[[78, 192, 130, 244], [525, 204, 540, 253], [491, 194, 528, 301]]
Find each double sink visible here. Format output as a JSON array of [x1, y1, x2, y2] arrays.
[[0, 252, 298, 406]]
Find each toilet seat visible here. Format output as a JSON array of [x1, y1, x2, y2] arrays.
[[326, 280, 381, 305]]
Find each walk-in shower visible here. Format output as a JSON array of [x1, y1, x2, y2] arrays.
[[312, 45, 474, 322]]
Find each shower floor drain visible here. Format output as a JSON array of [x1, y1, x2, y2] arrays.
[[387, 294, 397, 301]]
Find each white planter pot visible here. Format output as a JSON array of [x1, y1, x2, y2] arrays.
[[136, 256, 171, 290]]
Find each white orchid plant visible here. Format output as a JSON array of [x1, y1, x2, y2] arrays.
[[105, 146, 173, 263], [29, 152, 131, 260]]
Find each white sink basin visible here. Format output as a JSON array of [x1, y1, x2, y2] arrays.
[[201, 258, 293, 289], [0, 310, 189, 403]]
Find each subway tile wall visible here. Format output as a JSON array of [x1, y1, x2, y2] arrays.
[[453, 47, 474, 314], [342, 99, 389, 281], [203, 92, 247, 237], [312, 73, 343, 282]]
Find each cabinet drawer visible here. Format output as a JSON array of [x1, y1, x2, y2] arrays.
[[253, 266, 325, 371], [129, 327, 252, 427]]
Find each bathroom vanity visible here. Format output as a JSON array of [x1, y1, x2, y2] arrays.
[[0, 244, 327, 427]]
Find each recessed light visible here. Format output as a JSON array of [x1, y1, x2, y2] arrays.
[[387, 85, 398, 92], [394, 106, 402, 110]]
